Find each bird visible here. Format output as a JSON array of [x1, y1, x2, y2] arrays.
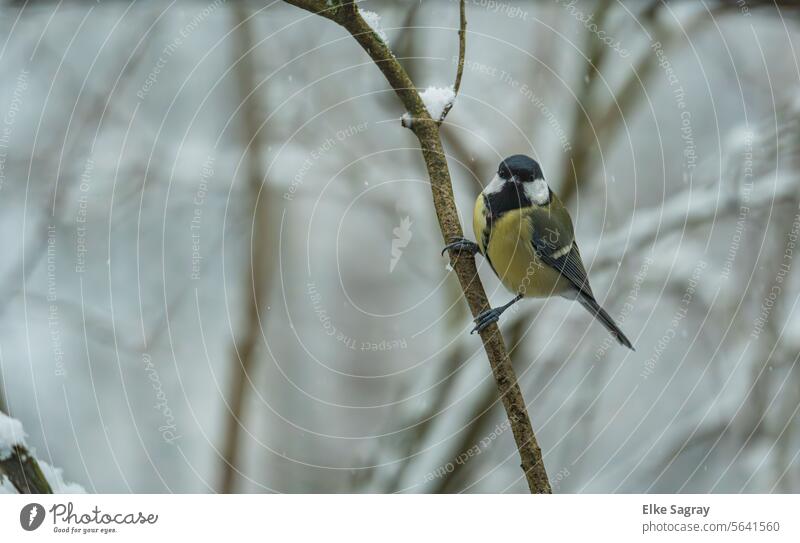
[[442, 154, 634, 350]]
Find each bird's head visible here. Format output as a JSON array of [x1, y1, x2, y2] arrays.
[[484, 154, 550, 206]]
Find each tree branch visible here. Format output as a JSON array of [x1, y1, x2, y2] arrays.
[[282, 0, 550, 493], [435, 313, 533, 493], [557, 0, 612, 204], [589, 109, 799, 271], [0, 411, 53, 494], [438, 0, 466, 123], [0, 445, 53, 494], [219, 1, 275, 493]]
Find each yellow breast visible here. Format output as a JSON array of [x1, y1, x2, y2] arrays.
[[473, 197, 569, 298]]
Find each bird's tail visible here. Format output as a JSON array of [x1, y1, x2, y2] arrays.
[[576, 292, 634, 350]]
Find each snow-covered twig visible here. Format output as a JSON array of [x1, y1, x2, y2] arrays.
[[589, 111, 800, 272], [0, 411, 83, 494], [590, 173, 797, 272], [359, 9, 389, 44], [438, 0, 466, 123], [401, 0, 464, 128]]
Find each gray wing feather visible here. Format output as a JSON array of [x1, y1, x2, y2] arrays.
[[545, 246, 594, 297], [530, 228, 594, 297], [529, 213, 633, 349]]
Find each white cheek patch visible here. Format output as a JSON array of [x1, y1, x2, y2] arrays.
[[483, 173, 505, 195], [526, 178, 550, 205]]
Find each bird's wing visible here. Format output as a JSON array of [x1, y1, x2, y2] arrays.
[[529, 212, 594, 298]]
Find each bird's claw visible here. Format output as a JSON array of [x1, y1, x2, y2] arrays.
[[470, 308, 502, 334], [441, 237, 480, 257]]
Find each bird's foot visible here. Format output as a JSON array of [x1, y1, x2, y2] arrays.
[[441, 237, 480, 257], [470, 295, 522, 334], [470, 307, 503, 334]]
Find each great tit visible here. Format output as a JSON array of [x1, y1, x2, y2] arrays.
[[443, 154, 634, 350]]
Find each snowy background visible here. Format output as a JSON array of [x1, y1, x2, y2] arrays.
[[0, 0, 799, 493]]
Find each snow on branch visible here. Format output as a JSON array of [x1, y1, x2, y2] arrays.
[[590, 109, 800, 273], [0, 411, 84, 494], [401, 0, 465, 126], [590, 173, 797, 272], [403, 86, 456, 128], [359, 8, 388, 43]]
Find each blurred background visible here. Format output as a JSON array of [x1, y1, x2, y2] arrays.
[[0, 0, 799, 493]]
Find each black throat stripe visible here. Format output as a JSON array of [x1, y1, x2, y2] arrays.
[[485, 182, 532, 222]]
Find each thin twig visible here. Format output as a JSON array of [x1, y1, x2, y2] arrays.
[[282, 0, 550, 493], [562, 2, 740, 204], [557, 0, 612, 204], [438, 0, 466, 123]]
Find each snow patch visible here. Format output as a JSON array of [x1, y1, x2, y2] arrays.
[[0, 462, 86, 494], [360, 9, 388, 43], [419, 86, 455, 120], [0, 412, 84, 493], [0, 475, 17, 494], [39, 461, 86, 494], [0, 413, 26, 460]]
